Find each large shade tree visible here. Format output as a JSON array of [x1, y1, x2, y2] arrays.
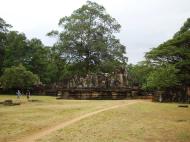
[[2, 30, 53, 84], [146, 18, 190, 87], [48, 1, 127, 76], [0, 18, 61, 85]]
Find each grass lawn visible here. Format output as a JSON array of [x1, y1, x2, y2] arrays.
[[0, 95, 124, 142], [38, 102, 190, 142], [0, 95, 190, 142]]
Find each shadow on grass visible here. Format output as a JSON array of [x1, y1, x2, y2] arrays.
[[0, 99, 42, 106]]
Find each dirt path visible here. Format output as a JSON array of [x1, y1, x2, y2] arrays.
[[16, 100, 139, 142]]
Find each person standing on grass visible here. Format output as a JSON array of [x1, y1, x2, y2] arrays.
[[26, 89, 30, 100], [16, 90, 21, 99]]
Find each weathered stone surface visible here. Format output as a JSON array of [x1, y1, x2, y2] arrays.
[[66, 67, 128, 89]]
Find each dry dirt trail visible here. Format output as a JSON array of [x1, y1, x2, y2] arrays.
[[15, 100, 140, 142]]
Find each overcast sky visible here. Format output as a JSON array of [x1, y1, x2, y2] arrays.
[[1, 0, 190, 64]]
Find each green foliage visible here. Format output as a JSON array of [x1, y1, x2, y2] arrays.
[[48, 1, 127, 75], [3, 31, 28, 67], [0, 64, 40, 89], [2, 31, 53, 84], [46, 45, 69, 81], [0, 17, 12, 75], [174, 18, 190, 37], [25, 38, 50, 83], [144, 65, 179, 90], [127, 61, 153, 88], [0, 17, 12, 32], [146, 18, 190, 87]]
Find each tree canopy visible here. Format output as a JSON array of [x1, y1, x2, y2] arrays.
[[127, 61, 153, 88], [0, 2, 128, 89], [145, 65, 179, 90], [0, 65, 40, 89], [145, 18, 190, 88], [48, 1, 127, 75], [0, 17, 12, 75]]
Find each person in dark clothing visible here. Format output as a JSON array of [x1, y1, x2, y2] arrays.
[[26, 90, 30, 100]]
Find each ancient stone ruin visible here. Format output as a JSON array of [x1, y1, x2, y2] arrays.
[[67, 67, 128, 89], [52, 67, 139, 99]]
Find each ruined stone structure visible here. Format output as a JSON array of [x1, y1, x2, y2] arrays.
[[67, 67, 128, 89], [55, 67, 140, 99]]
